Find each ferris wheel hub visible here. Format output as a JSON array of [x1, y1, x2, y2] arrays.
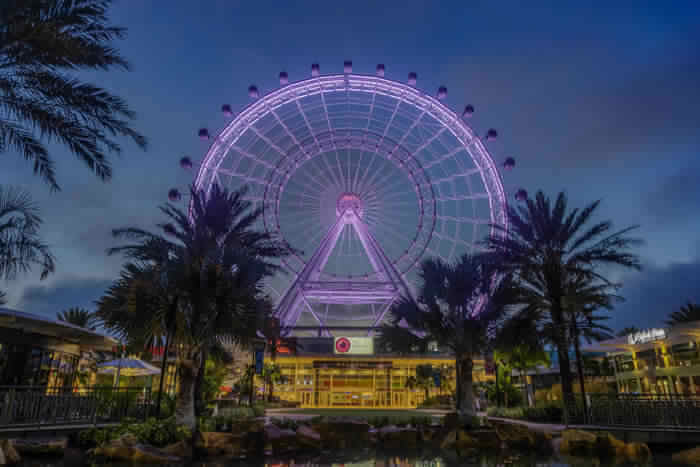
[[336, 192, 363, 219]]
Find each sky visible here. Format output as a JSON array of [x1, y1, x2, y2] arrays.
[[1, 0, 699, 332]]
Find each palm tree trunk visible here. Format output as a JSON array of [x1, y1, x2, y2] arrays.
[[193, 349, 208, 417], [552, 306, 573, 424], [458, 357, 475, 416], [175, 357, 198, 430], [155, 332, 171, 418], [572, 319, 588, 421], [520, 369, 530, 407], [455, 358, 462, 412]]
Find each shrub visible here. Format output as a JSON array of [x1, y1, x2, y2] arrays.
[[417, 395, 453, 409], [76, 417, 191, 449]]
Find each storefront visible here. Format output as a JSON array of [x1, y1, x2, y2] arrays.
[[583, 321, 700, 396], [265, 337, 490, 408]]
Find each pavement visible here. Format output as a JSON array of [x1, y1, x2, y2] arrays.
[[486, 416, 566, 434]]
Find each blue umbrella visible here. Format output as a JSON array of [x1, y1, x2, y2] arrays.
[[98, 358, 161, 376]]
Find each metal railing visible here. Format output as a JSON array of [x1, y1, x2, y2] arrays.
[[566, 393, 700, 428], [0, 386, 151, 428]]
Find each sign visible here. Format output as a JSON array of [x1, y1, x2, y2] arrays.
[[334, 337, 373, 355], [627, 328, 666, 345]]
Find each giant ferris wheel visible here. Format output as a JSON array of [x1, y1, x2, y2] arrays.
[[179, 62, 518, 336]]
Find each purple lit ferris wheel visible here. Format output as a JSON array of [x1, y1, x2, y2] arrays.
[[184, 62, 515, 335]]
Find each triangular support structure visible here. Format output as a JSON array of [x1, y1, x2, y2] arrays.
[[276, 194, 413, 336]]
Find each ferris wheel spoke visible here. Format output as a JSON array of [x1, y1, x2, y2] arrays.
[[422, 167, 482, 187]]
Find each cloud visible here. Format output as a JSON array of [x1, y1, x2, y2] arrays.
[[16, 276, 114, 319], [610, 259, 700, 331], [644, 166, 700, 225]]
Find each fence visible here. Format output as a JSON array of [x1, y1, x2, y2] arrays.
[[0, 386, 151, 428], [566, 393, 700, 428]]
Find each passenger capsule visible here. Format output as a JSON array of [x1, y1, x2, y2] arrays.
[[221, 104, 233, 117], [437, 86, 447, 100], [279, 71, 289, 85], [463, 105, 474, 117], [408, 72, 417, 85], [311, 63, 320, 77], [179, 156, 193, 169], [515, 189, 528, 202], [248, 85, 259, 99], [503, 157, 515, 170], [376, 64, 385, 77], [198, 128, 209, 140], [344, 61, 352, 73], [168, 188, 181, 202], [486, 128, 498, 141]]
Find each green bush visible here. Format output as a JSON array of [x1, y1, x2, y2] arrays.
[[487, 406, 525, 419], [269, 417, 299, 430], [76, 417, 191, 449], [417, 395, 453, 408], [487, 403, 563, 423]]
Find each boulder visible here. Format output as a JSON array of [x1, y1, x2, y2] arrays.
[[12, 438, 67, 457], [378, 425, 418, 447], [469, 429, 502, 450], [231, 418, 265, 436], [196, 432, 244, 457], [93, 436, 181, 464], [559, 429, 597, 456], [296, 425, 321, 449], [624, 442, 652, 463], [560, 429, 651, 463], [494, 422, 552, 452], [0, 440, 20, 465], [673, 446, 700, 464], [264, 424, 297, 454], [161, 439, 192, 458], [312, 419, 371, 448]]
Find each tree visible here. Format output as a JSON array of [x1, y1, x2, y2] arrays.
[[616, 326, 639, 337], [57, 306, 96, 329], [379, 254, 514, 416], [0, 186, 54, 298], [415, 364, 435, 402], [485, 191, 641, 418], [262, 362, 281, 402], [104, 183, 288, 430], [0, 0, 147, 191], [666, 302, 700, 326], [496, 344, 549, 407]]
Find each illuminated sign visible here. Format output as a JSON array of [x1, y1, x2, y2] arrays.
[[334, 337, 374, 355], [627, 328, 666, 345]]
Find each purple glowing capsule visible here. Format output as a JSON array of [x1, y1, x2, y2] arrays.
[[408, 72, 417, 85], [168, 188, 181, 202], [515, 189, 528, 202], [344, 61, 352, 73], [248, 85, 259, 99], [279, 71, 289, 85], [179, 156, 193, 169], [486, 128, 498, 141], [437, 86, 447, 100], [311, 63, 320, 77], [221, 104, 233, 117], [198, 128, 209, 140], [376, 64, 385, 77], [463, 105, 475, 117], [503, 157, 515, 170]]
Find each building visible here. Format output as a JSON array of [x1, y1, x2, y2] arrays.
[[0, 307, 116, 391], [583, 322, 700, 396], [264, 335, 490, 408]]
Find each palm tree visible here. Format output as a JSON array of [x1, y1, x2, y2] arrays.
[[415, 364, 435, 402], [262, 362, 281, 402], [57, 306, 96, 329], [666, 302, 700, 326], [0, 0, 147, 191], [0, 186, 54, 286], [104, 183, 288, 430], [617, 326, 639, 337], [485, 191, 641, 417], [496, 344, 549, 407], [379, 254, 514, 416]]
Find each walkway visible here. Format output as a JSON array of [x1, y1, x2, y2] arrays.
[[486, 416, 565, 434], [264, 408, 450, 422]]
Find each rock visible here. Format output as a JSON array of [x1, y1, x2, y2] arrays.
[[624, 442, 652, 463], [494, 422, 552, 452], [94, 440, 181, 464], [439, 429, 458, 449], [196, 432, 244, 457], [470, 429, 502, 450], [560, 429, 597, 456], [673, 446, 700, 464], [264, 424, 297, 453], [296, 425, 321, 449], [594, 431, 627, 458], [0, 440, 20, 465], [312, 419, 371, 449], [378, 425, 418, 447], [12, 438, 67, 456], [162, 439, 192, 458], [231, 418, 265, 436]]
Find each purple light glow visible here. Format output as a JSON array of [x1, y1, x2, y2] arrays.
[[463, 104, 475, 117], [408, 72, 417, 85], [168, 188, 181, 202], [248, 85, 259, 99], [311, 63, 320, 77], [376, 64, 385, 76], [515, 188, 528, 201], [179, 156, 193, 169], [198, 128, 209, 140], [502, 157, 515, 170], [437, 86, 447, 100], [279, 71, 289, 85], [221, 104, 233, 117], [486, 129, 498, 141], [344, 61, 352, 73]]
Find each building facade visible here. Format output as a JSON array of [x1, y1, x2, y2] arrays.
[[263, 336, 490, 408], [583, 321, 700, 396]]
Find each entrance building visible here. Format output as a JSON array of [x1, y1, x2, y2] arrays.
[[265, 336, 491, 408]]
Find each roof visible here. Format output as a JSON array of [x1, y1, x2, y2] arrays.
[[0, 307, 117, 351], [582, 320, 700, 354]]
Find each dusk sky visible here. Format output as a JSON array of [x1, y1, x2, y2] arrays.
[[1, 0, 698, 332]]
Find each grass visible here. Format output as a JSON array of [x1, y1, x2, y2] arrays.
[[280, 409, 437, 418]]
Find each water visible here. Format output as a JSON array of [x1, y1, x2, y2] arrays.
[[17, 446, 688, 466]]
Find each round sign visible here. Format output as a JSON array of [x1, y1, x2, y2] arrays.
[[335, 337, 351, 353]]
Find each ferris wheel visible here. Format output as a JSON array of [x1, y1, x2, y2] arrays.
[[177, 62, 519, 335]]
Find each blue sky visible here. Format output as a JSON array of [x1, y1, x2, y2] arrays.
[[1, 0, 699, 331]]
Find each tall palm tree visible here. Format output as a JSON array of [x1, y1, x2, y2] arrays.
[[485, 191, 641, 417], [0, 186, 54, 286], [104, 183, 288, 429], [665, 302, 700, 326], [379, 254, 514, 416], [57, 306, 96, 329], [0, 0, 147, 191]]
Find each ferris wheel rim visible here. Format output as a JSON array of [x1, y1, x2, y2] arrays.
[[192, 72, 508, 278]]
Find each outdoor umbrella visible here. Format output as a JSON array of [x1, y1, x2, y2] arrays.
[[98, 358, 161, 388]]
